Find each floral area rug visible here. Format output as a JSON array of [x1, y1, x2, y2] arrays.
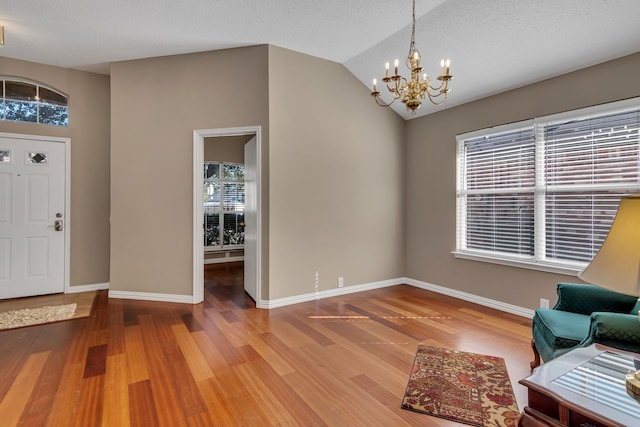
[[401, 345, 520, 427], [0, 303, 77, 330]]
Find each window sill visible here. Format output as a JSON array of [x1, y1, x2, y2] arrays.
[[451, 251, 584, 276], [204, 246, 244, 252]]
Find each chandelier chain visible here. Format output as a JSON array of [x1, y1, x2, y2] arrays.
[[409, 0, 416, 55]]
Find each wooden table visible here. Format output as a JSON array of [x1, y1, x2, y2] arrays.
[[518, 344, 640, 427]]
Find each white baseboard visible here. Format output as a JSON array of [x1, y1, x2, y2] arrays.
[[261, 277, 534, 319], [261, 278, 405, 309], [108, 290, 194, 304], [101, 277, 534, 319], [66, 282, 110, 293], [402, 277, 535, 319]]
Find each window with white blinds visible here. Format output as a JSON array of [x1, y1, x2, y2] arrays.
[[203, 162, 245, 249], [456, 99, 640, 272]]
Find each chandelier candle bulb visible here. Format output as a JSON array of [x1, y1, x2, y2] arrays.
[[394, 59, 399, 75], [385, 62, 390, 78], [373, 79, 377, 92]]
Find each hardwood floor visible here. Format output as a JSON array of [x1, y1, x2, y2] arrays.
[[0, 262, 534, 426]]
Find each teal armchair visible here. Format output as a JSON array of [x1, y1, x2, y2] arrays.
[[530, 282, 640, 370]]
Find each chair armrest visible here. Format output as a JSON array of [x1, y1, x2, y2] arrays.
[[578, 312, 640, 348], [553, 283, 638, 315]]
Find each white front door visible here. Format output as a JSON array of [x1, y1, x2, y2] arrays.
[[0, 135, 67, 299]]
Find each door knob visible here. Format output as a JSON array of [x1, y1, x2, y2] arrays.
[[50, 219, 63, 231]]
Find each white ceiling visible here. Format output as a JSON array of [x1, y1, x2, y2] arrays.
[[1, 0, 640, 120]]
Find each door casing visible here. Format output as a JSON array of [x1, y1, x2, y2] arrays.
[[192, 126, 261, 306]]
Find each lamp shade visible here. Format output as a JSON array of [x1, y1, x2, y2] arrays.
[[578, 195, 640, 296]]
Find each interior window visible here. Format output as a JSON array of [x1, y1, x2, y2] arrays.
[[204, 162, 245, 249]]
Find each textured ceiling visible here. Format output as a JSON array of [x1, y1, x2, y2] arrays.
[[1, 0, 640, 120]]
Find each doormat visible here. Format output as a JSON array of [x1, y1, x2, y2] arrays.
[[0, 303, 77, 330], [401, 345, 520, 427]]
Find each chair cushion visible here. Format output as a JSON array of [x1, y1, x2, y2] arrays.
[[533, 309, 591, 349]]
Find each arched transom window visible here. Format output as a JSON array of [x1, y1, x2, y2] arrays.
[[1, 78, 69, 127]]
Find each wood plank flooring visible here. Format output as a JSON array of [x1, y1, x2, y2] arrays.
[[0, 262, 534, 426]]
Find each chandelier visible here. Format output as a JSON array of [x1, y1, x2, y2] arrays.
[[371, 0, 453, 114]]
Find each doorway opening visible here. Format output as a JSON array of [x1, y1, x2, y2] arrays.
[[204, 261, 254, 308], [193, 127, 261, 306]]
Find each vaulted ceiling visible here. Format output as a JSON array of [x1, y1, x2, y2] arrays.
[[2, 0, 640, 119]]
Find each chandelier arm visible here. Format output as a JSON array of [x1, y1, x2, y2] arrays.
[[426, 86, 449, 97], [426, 82, 445, 93], [426, 78, 453, 94], [385, 76, 407, 98], [425, 91, 449, 105], [384, 82, 399, 97], [372, 93, 399, 107]]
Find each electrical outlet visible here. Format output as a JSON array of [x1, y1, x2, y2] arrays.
[[338, 277, 344, 288], [540, 298, 550, 309]]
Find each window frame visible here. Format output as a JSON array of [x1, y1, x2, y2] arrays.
[[454, 97, 640, 275], [203, 161, 245, 250]]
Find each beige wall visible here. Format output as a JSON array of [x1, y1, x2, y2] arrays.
[[0, 57, 111, 288], [204, 135, 248, 163], [405, 52, 640, 310], [110, 46, 269, 296], [110, 44, 405, 301], [267, 46, 405, 300], [111, 46, 404, 299]]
